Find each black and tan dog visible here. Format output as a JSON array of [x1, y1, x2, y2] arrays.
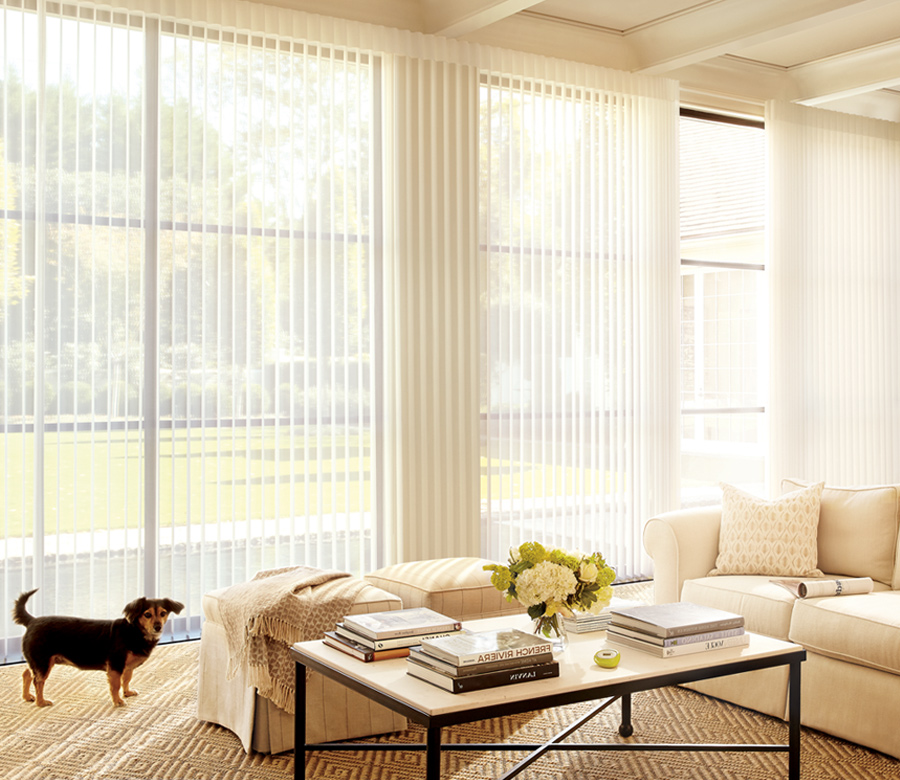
[[13, 589, 184, 707]]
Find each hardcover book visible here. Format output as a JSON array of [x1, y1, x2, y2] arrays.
[[562, 597, 645, 634], [609, 602, 744, 638], [419, 628, 553, 667], [322, 631, 411, 662], [607, 624, 745, 647], [341, 607, 462, 641], [407, 646, 554, 677], [406, 658, 559, 693], [607, 628, 750, 657], [335, 623, 466, 650]]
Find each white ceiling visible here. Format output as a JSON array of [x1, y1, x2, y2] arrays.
[[271, 0, 900, 121]]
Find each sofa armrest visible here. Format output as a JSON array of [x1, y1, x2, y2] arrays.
[[642, 506, 723, 604]]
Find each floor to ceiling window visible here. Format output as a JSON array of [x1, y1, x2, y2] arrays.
[[1, 0, 680, 658], [679, 110, 767, 506], [0, 2, 377, 658], [478, 75, 679, 581]]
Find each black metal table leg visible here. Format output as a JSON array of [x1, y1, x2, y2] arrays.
[[295, 662, 307, 780], [619, 693, 634, 737], [788, 659, 801, 780], [426, 725, 442, 780]]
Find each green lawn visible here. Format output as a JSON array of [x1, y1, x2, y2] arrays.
[[0, 426, 373, 537], [1, 428, 614, 537]]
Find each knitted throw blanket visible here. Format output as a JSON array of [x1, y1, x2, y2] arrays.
[[218, 566, 368, 715]]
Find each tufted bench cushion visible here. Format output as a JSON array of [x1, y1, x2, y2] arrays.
[[365, 557, 525, 622]]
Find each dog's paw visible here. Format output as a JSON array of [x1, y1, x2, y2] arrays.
[[36, 699, 53, 707], [113, 698, 127, 707], [23, 694, 35, 703], [123, 689, 139, 697]]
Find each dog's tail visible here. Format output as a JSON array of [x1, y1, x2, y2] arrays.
[[12, 589, 38, 627]]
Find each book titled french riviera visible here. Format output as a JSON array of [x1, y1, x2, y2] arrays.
[[335, 622, 465, 650], [407, 646, 554, 677], [419, 628, 553, 667], [609, 602, 744, 639], [406, 658, 559, 693], [607, 629, 750, 658], [322, 631, 412, 663], [340, 607, 462, 641]]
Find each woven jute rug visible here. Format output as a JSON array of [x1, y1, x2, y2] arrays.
[[2, 586, 899, 779]]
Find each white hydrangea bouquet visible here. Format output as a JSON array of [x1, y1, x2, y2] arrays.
[[484, 542, 616, 649]]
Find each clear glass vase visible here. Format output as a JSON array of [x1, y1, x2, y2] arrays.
[[531, 613, 568, 653]]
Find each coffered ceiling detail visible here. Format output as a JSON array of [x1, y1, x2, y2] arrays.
[[273, 0, 900, 120]]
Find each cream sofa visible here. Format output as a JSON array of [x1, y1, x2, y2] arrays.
[[643, 480, 900, 760]]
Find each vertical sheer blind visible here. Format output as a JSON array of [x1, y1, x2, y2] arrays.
[[0, 1, 376, 652], [0, 3, 148, 645], [154, 23, 376, 614], [768, 100, 900, 486], [0, 0, 678, 655], [479, 77, 680, 580], [381, 56, 481, 563]]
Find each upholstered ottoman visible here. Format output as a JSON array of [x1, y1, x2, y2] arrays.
[[365, 557, 525, 622], [197, 577, 407, 754]]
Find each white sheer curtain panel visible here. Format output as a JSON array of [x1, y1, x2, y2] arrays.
[[381, 56, 481, 563], [479, 76, 680, 580], [0, 0, 680, 657], [768, 100, 900, 487], [0, 0, 377, 652], [0, 3, 148, 652], [154, 23, 377, 615]]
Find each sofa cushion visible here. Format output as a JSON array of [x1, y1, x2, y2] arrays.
[[681, 576, 797, 640], [782, 479, 900, 587], [364, 557, 525, 622], [710, 481, 824, 577], [789, 591, 900, 675]]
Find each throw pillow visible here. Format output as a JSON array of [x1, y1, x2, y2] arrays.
[[782, 478, 900, 586], [710, 481, 825, 577]]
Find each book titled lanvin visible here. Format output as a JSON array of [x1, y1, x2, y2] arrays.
[[419, 628, 553, 667], [406, 659, 560, 693]]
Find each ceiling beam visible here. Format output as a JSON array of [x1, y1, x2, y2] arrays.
[[423, 0, 543, 38], [628, 0, 899, 75], [791, 39, 900, 104], [813, 89, 900, 122], [460, 11, 632, 69]]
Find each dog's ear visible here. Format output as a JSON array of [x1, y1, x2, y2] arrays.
[[123, 597, 149, 624], [161, 599, 184, 615]]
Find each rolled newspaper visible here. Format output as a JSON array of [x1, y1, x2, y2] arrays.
[[772, 577, 874, 599]]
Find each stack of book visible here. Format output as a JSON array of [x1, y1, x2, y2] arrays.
[[606, 601, 748, 658], [406, 628, 558, 693], [324, 607, 463, 663], [562, 597, 644, 634]]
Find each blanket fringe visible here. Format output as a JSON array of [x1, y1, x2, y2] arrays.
[[247, 666, 299, 715], [248, 615, 307, 646]]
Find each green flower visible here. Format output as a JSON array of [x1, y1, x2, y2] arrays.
[[516, 541, 548, 566], [547, 548, 579, 571], [485, 543, 616, 615]]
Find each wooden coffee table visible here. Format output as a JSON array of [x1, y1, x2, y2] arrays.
[[290, 614, 805, 780]]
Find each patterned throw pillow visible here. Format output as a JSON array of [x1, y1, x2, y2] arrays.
[[710, 481, 825, 577]]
